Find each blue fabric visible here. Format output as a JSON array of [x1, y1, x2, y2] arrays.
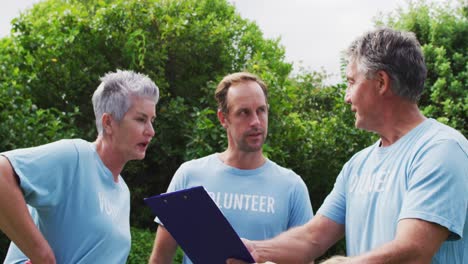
[[317, 118, 468, 263], [2, 139, 131, 264], [157, 154, 313, 264]]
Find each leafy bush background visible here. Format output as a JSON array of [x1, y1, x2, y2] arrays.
[[128, 227, 183, 264], [0, 0, 466, 262]]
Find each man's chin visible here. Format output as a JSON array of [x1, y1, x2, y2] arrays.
[[245, 145, 263, 153], [355, 118, 364, 129], [132, 152, 146, 161]]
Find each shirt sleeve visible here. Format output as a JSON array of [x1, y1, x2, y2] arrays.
[[287, 175, 314, 228], [166, 163, 188, 193], [400, 139, 468, 240], [317, 163, 348, 225], [154, 163, 188, 225], [1, 139, 78, 209]]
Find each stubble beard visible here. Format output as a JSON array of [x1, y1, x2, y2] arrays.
[[238, 133, 265, 153]]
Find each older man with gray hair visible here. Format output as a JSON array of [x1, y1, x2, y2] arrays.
[[228, 27, 468, 264]]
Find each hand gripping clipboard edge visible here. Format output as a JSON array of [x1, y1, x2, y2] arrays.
[[144, 186, 255, 264]]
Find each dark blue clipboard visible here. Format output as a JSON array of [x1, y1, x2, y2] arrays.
[[144, 186, 255, 264]]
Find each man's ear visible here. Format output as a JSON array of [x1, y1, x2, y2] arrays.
[[376, 70, 392, 95], [217, 109, 228, 129], [102, 113, 114, 135]]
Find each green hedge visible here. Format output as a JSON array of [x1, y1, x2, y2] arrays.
[[129, 227, 184, 264], [0, 0, 466, 261]]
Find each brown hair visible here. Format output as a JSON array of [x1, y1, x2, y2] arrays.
[[215, 72, 268, 114]]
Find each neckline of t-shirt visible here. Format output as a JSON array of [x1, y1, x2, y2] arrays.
[[213, 153, 271, 176], [375, 118, 433, 155], [89, 141, 123, 187]]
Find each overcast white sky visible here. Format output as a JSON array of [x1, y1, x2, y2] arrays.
[[0, 0, 444, 84], [229, 0, 418, 84]]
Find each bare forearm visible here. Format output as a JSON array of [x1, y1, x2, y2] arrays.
[[0, 156, 55, 263], [226, 216, 342, 264], [318, 243, 431, 264], [349, 240, 432, 264], [149, 249, 175, 264], [148, 226, 178, 264], [252, 215, 344, 263], [252, 226, 319, 263], [349, 219, 448, 264]]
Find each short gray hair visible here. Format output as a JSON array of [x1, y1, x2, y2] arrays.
[[346, 27, 427, 102], [92, 70, 159, 134]]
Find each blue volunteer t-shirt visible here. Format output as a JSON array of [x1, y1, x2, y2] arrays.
[[2, 139, 131, 264], [318, 118, 468, 263], [157, 154, 314, 264]]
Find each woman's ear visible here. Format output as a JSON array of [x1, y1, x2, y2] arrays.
[[102, 113, 113, 135]]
